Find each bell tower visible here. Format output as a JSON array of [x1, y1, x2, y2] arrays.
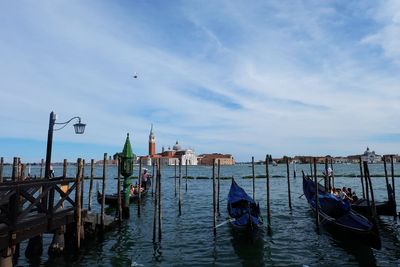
[[149, 124, 156, 157]]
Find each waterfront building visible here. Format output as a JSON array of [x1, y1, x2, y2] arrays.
[[197, 153, 235, 165]]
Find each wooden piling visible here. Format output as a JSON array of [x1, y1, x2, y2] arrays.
[[117, 157, 122, 222], [185, 159, 188, 192], [364, 162, 376, 218], [81, 159, 85, 208], [138, 158, 142, 216], [63, 159, 67, 178], [286, 157, 292, 209], [0, 157, 3, 182], [158, 159, 162, 242], [266, 155, 271, 229], [12, 157, 18, 180], [330, 159, 335, 188], [309, 157, 313, 176], [152, 160, 155, 196], [359, 157, 366, 199], [212, 159, 216, 237], [101, 153, 107, 230], [363, 161, 371, 217], [88, 159, 94, 211], [383, 156, 391, 201], [40, 159, 44, 178], [174, 161, 177, 196], [153, 161, 159, 243], [75, 158, 82, 249], [178, 158, 182, 216], [21, 164, 26, 180], [313, 158, 320, 232], [252, 156, 255, 200], [390, 155, 397, 218], [217, 159, 220, 216], [324, 158, 329, 191]]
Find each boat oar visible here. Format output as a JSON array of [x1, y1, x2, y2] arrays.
[[214, 218, 236, 228]]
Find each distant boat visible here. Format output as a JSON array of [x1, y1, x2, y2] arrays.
[[227, 179, 263, 232], [97, 180, 150, 206], [272, 161, 278, 166], [302, 174, 381, 249]]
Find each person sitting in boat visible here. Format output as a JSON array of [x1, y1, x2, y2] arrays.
[[340, 187, 353, 202], [130, 184, 136, 195], [141, 169, 151, 190], [327, 167, 333, 178], [331, 187, 339, 196]]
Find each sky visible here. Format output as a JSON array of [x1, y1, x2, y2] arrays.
[[0, 0, 400, 163]]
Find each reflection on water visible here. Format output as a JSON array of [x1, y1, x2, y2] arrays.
[[230, 227, 265, 267]]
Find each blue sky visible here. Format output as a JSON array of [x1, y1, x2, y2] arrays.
[[1, 0, 400, 162]]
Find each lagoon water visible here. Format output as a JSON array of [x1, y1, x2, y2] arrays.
[[3, 163, 400, 266]]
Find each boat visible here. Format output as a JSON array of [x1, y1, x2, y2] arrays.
[[227, 179, 263, 231], [302, 174, 381, 249], [351, 184, 397, 217], [97, 181, 150, 206]]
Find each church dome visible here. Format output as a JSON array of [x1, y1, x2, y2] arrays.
[[173, 141, 181, 151]]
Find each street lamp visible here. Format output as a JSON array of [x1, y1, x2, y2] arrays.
[[44, 111, 86, 179]]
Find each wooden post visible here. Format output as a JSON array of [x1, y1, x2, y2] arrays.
[[252, 156, 255, 200], [174, 161, 177, 196], [293, 160, 297, 178], [313, 158, 319, 232], [0, 157, 3, 182], [383, 156, 391, 201], [185, 159, 188, 192], [88, 159, 94, 211], [75, 158, 82, 249], [17, 158, 21, 179], [309, 157, 313, 176], [152, 160, 155, 196], [81, 159, 85, 208], [40, 159, 44, 178], [117, 157, 122, 221], [364, 162, 376, 218], [152, 161, 159, 243], [101, 153, 107, 230], [158, 159, 162, 242], [12, 157, 18, 180], [63, 159, 67, 178], [138, 158, 142, 216], [217, 159, 220, 216], [324, 158, 329, 191], [178, 158, 182, 216], [363, 161, 371, 217], [212, 159, 216, 237], [359, 157, 366, 199], [286, 157, 292, 209], [390, 155, 397, 218], [266, 155, 271, 229], [21, 164, 26, 180]]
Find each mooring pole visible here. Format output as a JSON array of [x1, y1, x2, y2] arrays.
[[63, 159, 67, 178], [217, 159, 221, 216], [309, 157, 313, 176], [152, 162, 159, 243], [324, 158, 329, 192], [88, 159, 94, 211], [286, 157, 292, 210], [359, 157, 366, 199], [363, 161, 371, 217], [178, 158, 182, 216], [75, 158, 82, 249], [0, 157, 3, 182], [313, 157, 320, 232], [81, 159, 85, 208], [383, 156, 391, 201], [212, 159, 216, 238], [152, 160, 155, 196], [266, 154, 271, 229], [117, 157, 122, 222], [101, 153, 107, 231], [138, 157, 142, 216], [40, 159, 44, 179], [158, 159, 162, 242], [390, 155, 396, 205], [185, 159, 188, 192], [364, 162, 376, 218], [330, 159, 335, 188], [252, 156, 255, 200], [174, 161, 177, 196]]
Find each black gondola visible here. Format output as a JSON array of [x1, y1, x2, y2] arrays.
[[97, 180, 150, 206], [303, 174, 381, 249], [227, 179, 263, 231]]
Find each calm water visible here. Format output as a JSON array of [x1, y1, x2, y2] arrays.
[[3, 163, 400, 266]]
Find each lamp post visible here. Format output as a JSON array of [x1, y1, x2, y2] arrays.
[[44, 111, 86, 179]]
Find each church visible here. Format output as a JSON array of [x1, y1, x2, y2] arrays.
[[141, 125, 198, 166]]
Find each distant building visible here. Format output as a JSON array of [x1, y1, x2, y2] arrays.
[[197, 153, 235, 165], [347, 147, 382, 163], [140, 125, 197, 166]]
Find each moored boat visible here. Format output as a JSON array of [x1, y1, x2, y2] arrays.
[[303, 174, 381, 249], [227, 179, 263, 231], [97, 181, 150, 206]]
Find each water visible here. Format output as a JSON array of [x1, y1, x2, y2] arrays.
[[3, 163, 400, 266]]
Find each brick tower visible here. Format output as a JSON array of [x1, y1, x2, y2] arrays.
[[149, 124, 155, 157]]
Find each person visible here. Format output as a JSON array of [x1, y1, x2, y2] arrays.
[[327, 167, 333, 178], [50, 164, 55, 178], [331, 187, 339, 196], [130, 184, 136, 195], [141, 169, 150, 190], [340, 187, 352, 202]]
